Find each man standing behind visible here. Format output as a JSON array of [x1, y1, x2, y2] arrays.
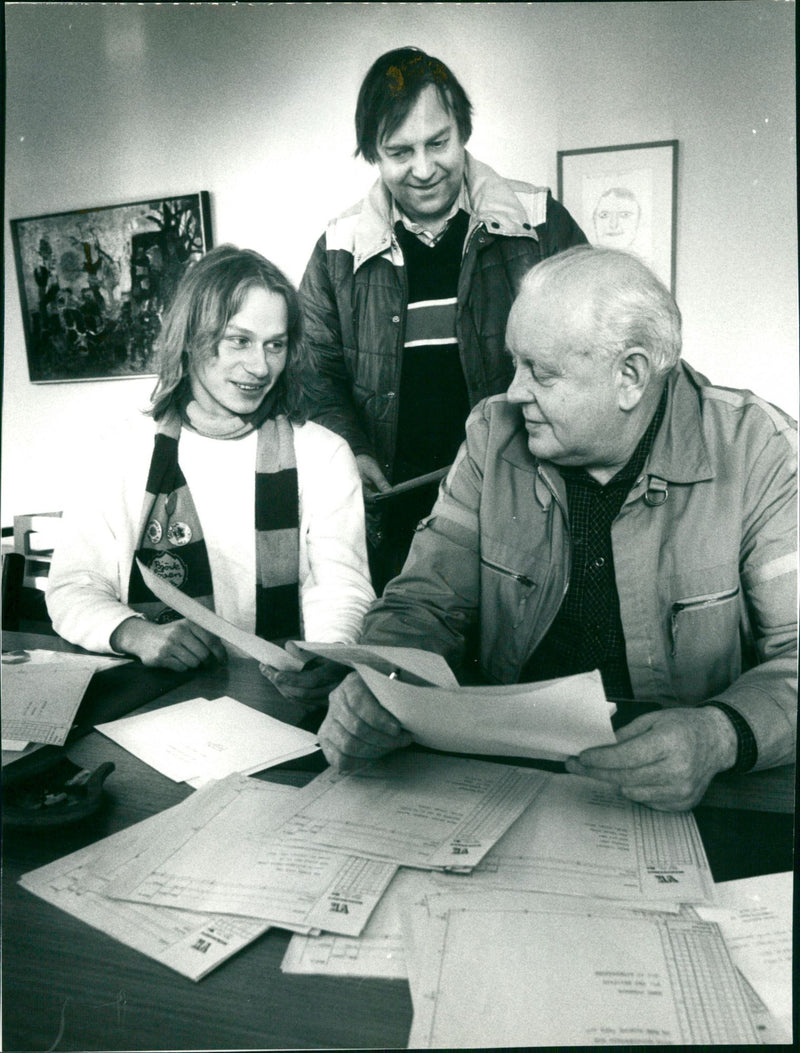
[[319, 247, 797, 812], [299, 47, 586, 589]]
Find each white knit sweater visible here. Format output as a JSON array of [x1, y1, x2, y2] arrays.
[[46, 414, 375, 654]]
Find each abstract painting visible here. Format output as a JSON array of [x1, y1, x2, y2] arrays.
[[11, 192, 212, 382]]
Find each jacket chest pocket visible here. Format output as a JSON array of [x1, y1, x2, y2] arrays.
[[479, 555, 538, 629], [667, 576, 741, 700]]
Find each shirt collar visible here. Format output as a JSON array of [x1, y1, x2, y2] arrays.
[[391, 182, 470, 246]]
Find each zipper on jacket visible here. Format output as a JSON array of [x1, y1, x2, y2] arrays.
[[384, 240, 408, 481], [536, 464, 572, 610], [509, 465, 573, 677], [455, 225, 482, 401], [669, 586, 740, 657], [480, 557, 536, 589]]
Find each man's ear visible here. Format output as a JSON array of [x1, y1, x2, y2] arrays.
[[616, 348, 652, 411]]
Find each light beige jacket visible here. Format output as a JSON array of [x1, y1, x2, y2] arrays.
[[363, 363, 798, 769]]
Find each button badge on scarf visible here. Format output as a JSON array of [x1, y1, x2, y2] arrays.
[[146, 519, 163, 544], [167, 521, 192, 546], [151, 550, 187, 588]]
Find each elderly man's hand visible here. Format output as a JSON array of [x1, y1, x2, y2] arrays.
[[564, 706, 739, 811], [318, 670, 414, 771]]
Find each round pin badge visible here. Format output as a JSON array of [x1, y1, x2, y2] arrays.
[[146, 519, 163, 544], [167, 521, 192, 546]]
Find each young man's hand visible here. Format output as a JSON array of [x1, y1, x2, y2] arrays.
[[110, 616, 226, 671]]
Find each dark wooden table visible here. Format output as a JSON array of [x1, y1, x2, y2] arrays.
[[2, 632, 794, 1051]]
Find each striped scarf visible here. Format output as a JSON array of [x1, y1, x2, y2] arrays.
[[127, 407, 300, 641]]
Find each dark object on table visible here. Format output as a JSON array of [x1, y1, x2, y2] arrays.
[[3, 749, 115, 828]]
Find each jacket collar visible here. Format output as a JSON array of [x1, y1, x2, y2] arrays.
[[352, 151, 540, 271], [498, 405, 560, 511], [463, 153, 543, 240], [641, 362, 714, 484]]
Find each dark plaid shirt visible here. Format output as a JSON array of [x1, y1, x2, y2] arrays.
[[522, 388, 668, 699]]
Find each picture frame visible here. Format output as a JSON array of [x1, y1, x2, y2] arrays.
[[10, 192, 213, 383], [557, 141, 678, 291]]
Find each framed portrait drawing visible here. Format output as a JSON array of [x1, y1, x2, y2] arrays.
[[557, 141, 678, 292], [10, 192, 212, 383]]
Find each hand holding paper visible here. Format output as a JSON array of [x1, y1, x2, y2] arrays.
[[136, 558, 304, 671], [320, 671, 414, 770], [330, 665, 616, 764], [259, 642, 349, 705], [111, 614, 227, 672], [138, 556, 615, 765], [565, 705, 735, 811], [136, 560, 462, 686], [319, 661, 616, 768]]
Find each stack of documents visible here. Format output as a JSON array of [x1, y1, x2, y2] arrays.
[[274, 751, 548, 871], [280, 771, 715, 978], [13, 581, 792, 1041], [100, 773, 399, 938], [18, 750, 548, 980], [18, 777, 288, 981], [2, 649, 129, 751], [19, 758, 794, 1042], [278, 773, 793, 1047], [95, 752, 545, 939]]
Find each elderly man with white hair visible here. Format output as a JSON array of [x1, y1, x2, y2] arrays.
[[318, 246, 797, 812]]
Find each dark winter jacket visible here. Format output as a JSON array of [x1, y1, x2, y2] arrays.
[[299, 153, 587, 479]]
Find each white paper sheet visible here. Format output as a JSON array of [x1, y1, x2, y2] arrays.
[[95, 694, 318, 784], [18, 649, 129, 670], [18, 781, 284, 980], [280, 869, 431, 979], [2, 663, 97, 746], [279, 771, 715, 983], [464, 771, 715, 904], [695, 871, 793, 1040], [403, 889, 761, 1048], [276, 751, 549, 870], [2, 650, 130, 749], [136, 558, 304, 670], [292, 641, 458, 687], [354, 664, 616, 761], [104, 773, 397, 937]]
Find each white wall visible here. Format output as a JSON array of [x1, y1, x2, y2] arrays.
[[3, 1, 797, 525]]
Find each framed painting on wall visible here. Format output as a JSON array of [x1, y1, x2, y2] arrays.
[[557, 141, 678, 292], [10, 192, 212, 383]]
